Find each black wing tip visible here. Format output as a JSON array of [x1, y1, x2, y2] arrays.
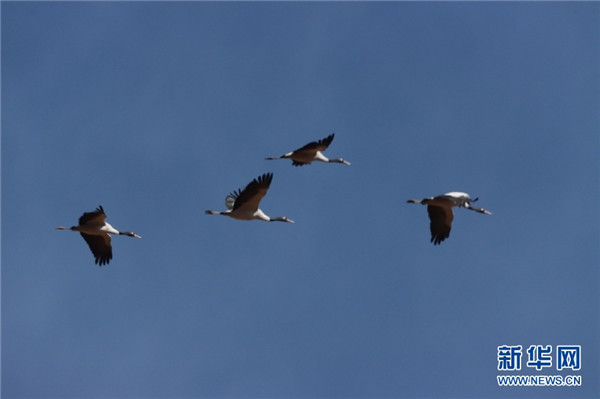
[[321, 133, 335, 146], [96, 205, 105, 213], [232, 172, 274, 199], [228, 188, 243, 199], [430, 235, 447, 245], [257, 172, 273, 184], [430, 229, 450, 245], [95, 255, 111, 266], [92, 245, 112, 266]]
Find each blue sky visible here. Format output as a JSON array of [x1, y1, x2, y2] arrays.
[[2, 2, 598, 398]]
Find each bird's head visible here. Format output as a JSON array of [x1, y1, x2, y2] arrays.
[[272, 216, 295, 223], [121, 231, 142, 238], [335, 158, 351, 165], [471, 207, 492, 215]]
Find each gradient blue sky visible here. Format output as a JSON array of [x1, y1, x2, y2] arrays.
[[2, 2, 599, 398]]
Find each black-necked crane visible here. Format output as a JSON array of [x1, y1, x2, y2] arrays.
[[407, 192, 491, 245], [56, 205, 141, 266], [205, 172, 294, 223], [265, 133, 350, 166]]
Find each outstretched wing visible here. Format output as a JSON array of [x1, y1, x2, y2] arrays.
[[230, 173, 273, 212], [80, 232, 112, 266], [427, 205, 453, 245], [79, 205, 107, 227], [294, 133, 334, 153]]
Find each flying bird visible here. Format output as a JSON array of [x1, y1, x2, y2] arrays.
[[205, 173, 294, 223], [56, 205, 141, 265], [265, 133, 350, 166], [407, 192, 491, 245]]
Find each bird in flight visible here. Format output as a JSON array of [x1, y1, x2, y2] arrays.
[[57, 205, 141, 265], [205, 173, 294, 223], [407, 192, 491, 245], [266, 133, 350, 166]]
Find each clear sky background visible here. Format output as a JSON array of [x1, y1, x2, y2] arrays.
[[2, 2, 598, 398]]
